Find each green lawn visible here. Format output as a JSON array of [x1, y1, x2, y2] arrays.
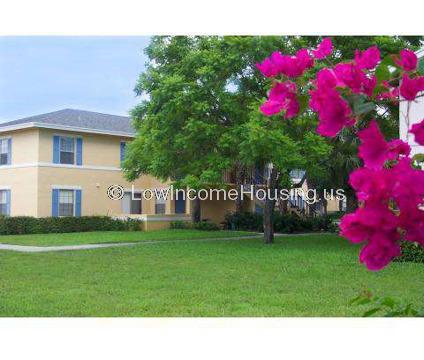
[[0, 229, 256, 246], [0, 232, 422, 316]]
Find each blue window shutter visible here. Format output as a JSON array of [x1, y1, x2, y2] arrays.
[[76, 138, 83, 166], [75, 190, 82, 217], [52, 189, 59, 217], [6, 189, 11, 215], [7, 138, 12, 165], [53, 136, 60, 164], [120, 142, 126, 162]]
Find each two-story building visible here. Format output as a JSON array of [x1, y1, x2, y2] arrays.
[[0, 109, 250, 229]]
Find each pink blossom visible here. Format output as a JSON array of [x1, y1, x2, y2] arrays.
[[312, 38, 333, 59], [310, 87, 354, 137], [410, 119, 424, 145], [260, 81, 299, 119], [377, 82, 399, 102], [333, 63, 375, 96], [358, 121, 411, 170], [354, 46, 381, 70], [256, 51, 283, 78], [362, 75, 377, 97], [395, 49, 418, 72], [257, 49, 314, 79], [387, 139, 411, 159], [400, 74, 424, 100], [316, 68, 338, 90], [358, 120, 389, 169], [334, 63, 365, 93], [349, 167, 394, 202], [359, 235, 401, 271]]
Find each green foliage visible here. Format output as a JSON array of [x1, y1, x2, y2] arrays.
[[0, 216, 142, 235], [170, 220, 220, 231], [350, 290, 424, 317], [224, 211, 332, 233], [394, 241, 424, 264], [418, 57, 424, 76]]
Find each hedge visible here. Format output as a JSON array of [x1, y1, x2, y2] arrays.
[[224, 211, 333, 233], [170, 220, 220, 231], [394, 241, 424, 264], [0, 216, 142, 235]]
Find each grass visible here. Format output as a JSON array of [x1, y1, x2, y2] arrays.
[[0, 229, 256, 246], [0, 232, 422, 316]]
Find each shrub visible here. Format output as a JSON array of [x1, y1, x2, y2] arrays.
[[170, 220, 220, 231], [224, 211, 332, 233], [394, 241, 424, 264], [0, 216, 142, 235]]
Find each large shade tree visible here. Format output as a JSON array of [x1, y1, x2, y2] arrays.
[[124, 35, 422, 243]]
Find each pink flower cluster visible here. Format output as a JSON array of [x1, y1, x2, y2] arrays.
[[257, 39, 424, 270], [340, 120, 424, 270]]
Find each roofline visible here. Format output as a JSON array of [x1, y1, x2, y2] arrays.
[[0, 122, 135, 138]]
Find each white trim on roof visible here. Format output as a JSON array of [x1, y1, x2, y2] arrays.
[[0, 121, 135, 138]]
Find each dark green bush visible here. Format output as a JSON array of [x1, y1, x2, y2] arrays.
[[170, 220, 220, 231], [394, 241, 424, 264], [0, 216, 142, 235], [224, 211, 332, 233]]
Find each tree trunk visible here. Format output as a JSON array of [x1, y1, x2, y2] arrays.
[[346, 190, 357, 213], [192, 197, 201, 223], [234, 165, 245, 214], [263, 167, 279, 245]]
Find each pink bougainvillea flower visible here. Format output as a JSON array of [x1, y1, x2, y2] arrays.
[[256, 51, 284, 78], [340, 201, 399, 245], [390, 158, 424, 211], [316, 68, 338, 90], [278, 49, 314, 78], [260, 81, 299, 119], [310, 87, 354, 137], [359, 234, 401, 271], [354, 46, 381, 70], [257, 49, 314, 79], [362, 74, 377, 97], [358, 121, 411, 170], [410, 119, 424, 145], [349, 167, 395, 202], [312, 37, 333, 59], [358, 120, 389, 169], [400, 74, 424, 100], [399, 208, 424, 246], [334, 63, 365, 93], [387, 139, 411, 159], [395, 49, 418, 72], [377, 82, 399, 102]]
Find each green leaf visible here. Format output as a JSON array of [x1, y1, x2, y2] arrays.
[[362, 308, 381, 317], [418, 57, 424, 76], [375, 55, 396, 84], [352, 95, 375, 116], [298, 94, 309, 114]]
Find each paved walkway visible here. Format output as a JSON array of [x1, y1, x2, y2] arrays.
[[0, 232, 327, 253], [0, 234, 264, 253]]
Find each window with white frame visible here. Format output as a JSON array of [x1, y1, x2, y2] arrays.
[[155, 192, 166, 214], [0, 138, 10, 165], [58, 189, 74, 216], [59, 137, 75, 165], [0, 190, 8, 215]]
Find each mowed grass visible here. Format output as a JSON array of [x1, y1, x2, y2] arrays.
[[0, 229, 256, 246], [0, 233, 423, 316]]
